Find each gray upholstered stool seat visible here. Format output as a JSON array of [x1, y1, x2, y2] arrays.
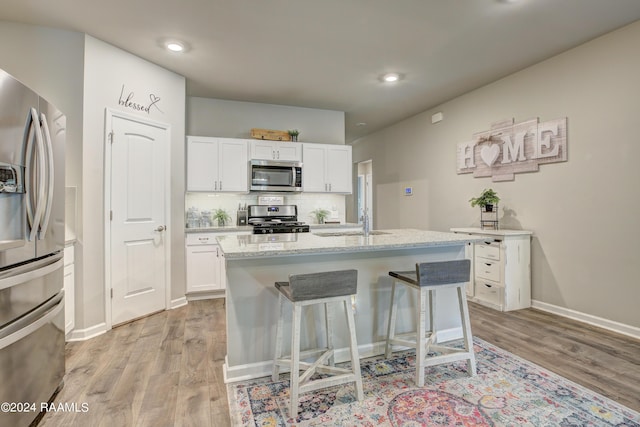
[[272, 269, 364, 419], [386, 259, 476, 387]]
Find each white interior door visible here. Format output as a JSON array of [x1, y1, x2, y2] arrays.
[[107, 111, 169, 326]]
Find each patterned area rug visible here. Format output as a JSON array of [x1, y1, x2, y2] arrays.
[[227, 338, 640, 426]]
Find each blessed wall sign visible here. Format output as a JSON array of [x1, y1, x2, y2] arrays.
[[456, 117, 567, 181]]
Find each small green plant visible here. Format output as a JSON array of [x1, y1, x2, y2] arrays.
[[287, 129, 300, 141], [213, 208, 231, 226], [311, 208, 330, 224], [469, 188, 500, 209]]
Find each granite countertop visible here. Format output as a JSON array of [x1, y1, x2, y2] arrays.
[[450, 227, 533, 236], [217, 229, 483, 259]]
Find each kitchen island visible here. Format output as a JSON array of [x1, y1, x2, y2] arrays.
[[217, 229, 482, 382]]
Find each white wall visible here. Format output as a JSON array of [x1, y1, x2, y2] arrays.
[[81, 36, 186, 329], [187, 97, 345, 144], [352, 21, 640, 329]]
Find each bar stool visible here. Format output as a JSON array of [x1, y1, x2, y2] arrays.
[[272, 269, 364, 418], [385, 259, 476, 387]]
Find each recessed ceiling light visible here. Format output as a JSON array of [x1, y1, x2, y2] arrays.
[[166, 42, 184, 52], [382, 73, 400, 83]]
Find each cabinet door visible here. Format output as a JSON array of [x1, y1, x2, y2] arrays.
[[63, 245, 75, 335], [326, 145, 352, 193], [250, 140, 277, 160], [302, 144, 327, 192], [187, 137, 219, 191], [275, 142, 301, 161], [218, 138, 248, 192], [186, 244, 221, 292]]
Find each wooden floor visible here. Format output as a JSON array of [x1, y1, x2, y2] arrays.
[[40, 299, 639, 427]]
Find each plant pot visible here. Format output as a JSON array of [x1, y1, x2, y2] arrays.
[[217, 219, 226, 227], [484, 204, 494, 212]]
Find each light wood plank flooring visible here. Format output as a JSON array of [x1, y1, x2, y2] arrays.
[[40, 300, 639, 426]]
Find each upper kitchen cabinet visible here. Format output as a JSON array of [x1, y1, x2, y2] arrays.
[[187, 136, 248, 192], [250, 140, 301, 161], [302, 143, 352, 193]]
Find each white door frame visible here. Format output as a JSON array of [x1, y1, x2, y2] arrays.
[[103, 108, 172, 330]]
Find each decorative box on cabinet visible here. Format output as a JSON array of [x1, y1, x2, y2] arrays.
[[187, 136, 248, 192], [302, 143, 352, 193], [185, 233, 226, 298], [451, 228, 532, 311], [250, 140, 301, 161]]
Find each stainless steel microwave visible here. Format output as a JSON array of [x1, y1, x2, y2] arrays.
[[249, 159, 303, 192]]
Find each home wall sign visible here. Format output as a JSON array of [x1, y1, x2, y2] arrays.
[[118, 84, 163, 114], [456, 117, 567, 182]]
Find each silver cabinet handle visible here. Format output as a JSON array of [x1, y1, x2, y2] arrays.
[[154, 225, 166, 232], [219, 181, 222, 190]]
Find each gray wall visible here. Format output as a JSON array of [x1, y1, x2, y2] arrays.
[[352, 21, 640, 329], [187, 97, 345, 144]]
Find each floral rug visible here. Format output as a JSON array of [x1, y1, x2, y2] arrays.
[[227, 338, 640, 426]]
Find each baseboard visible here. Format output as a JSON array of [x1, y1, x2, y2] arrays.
[[223, 326, 464, 383], [531, 299, 640, 340], [186, 290, 226, 301], [171, 296, 188, 309], [66, 322, 108, 342]]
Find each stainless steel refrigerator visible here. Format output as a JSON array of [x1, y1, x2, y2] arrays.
[[0, 68, 66, 427]]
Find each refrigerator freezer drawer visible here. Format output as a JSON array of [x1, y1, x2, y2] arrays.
[[0, 255, 63, 330], [0, 293, 64, 427]]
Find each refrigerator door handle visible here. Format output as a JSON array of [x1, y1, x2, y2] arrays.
[[0, 257, 63, 291], [0, 292, 64, 345], [24, 109, 36, 238], [38, 112, 55, 240], [25, 107, 47, 242]]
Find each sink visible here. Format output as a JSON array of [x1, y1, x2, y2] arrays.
[[313, 230, 389, 237]]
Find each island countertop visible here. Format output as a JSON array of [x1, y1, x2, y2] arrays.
[[217, 229, 482, 259]]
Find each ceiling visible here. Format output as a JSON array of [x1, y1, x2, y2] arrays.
[[3, 1, 640, 142]]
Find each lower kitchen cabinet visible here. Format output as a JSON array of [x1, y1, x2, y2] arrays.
[[451, 228, 532, 311], [64, 243, 75, 336], [186, 233, 225, 295]]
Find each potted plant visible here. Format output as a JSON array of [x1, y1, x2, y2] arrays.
[[469, 188, 500, 212], [213, 208, 231, 226], [311, 208, 330, 224], [287, 129, 300, 142]]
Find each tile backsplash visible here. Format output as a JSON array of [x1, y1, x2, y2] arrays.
[[185, 193, 347, 227]]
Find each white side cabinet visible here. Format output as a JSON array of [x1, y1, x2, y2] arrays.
[[63, 244, 75, 336], [186, 233, 225, 295], [187, 136, 248, 192], [302, 143, 352, 193], [250, 140, 301, 161], [451, 228, 532, 311]]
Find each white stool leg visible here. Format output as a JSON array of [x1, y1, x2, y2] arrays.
[[416, 287, 427, 387], [289, 303, 302, 419], [344, 297, 364, 401], [272, 293, 285, 382], [457, 286, 477, 376], [385, 281, 398, 359], [325, 302, 335, 366], [429, 288, 436, 344]]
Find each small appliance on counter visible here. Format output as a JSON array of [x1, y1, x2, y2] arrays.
[[237, 203, 248, 226], [248, 204, 310, 234]]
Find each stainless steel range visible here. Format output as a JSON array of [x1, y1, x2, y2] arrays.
[[248, 205, 310, 234]]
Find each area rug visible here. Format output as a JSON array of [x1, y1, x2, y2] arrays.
[[227, 338, 640, 426]]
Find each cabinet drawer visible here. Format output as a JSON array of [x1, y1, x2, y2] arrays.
[[475, 242, 500, 261], [475, 282, 504, 308], [186, 233, 217, 246], [475, 259, 501, 282]]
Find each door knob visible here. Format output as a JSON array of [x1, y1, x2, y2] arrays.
[[154, 225, 166, 232]]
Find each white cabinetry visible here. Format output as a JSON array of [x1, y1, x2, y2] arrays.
[[186, 233, 225, 295], [250, 140, 301, 161], [302, 143, 352, 193], [63, 244, 75, 336], [187, 136, 248, 192], [451, 228, 532, 311]]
